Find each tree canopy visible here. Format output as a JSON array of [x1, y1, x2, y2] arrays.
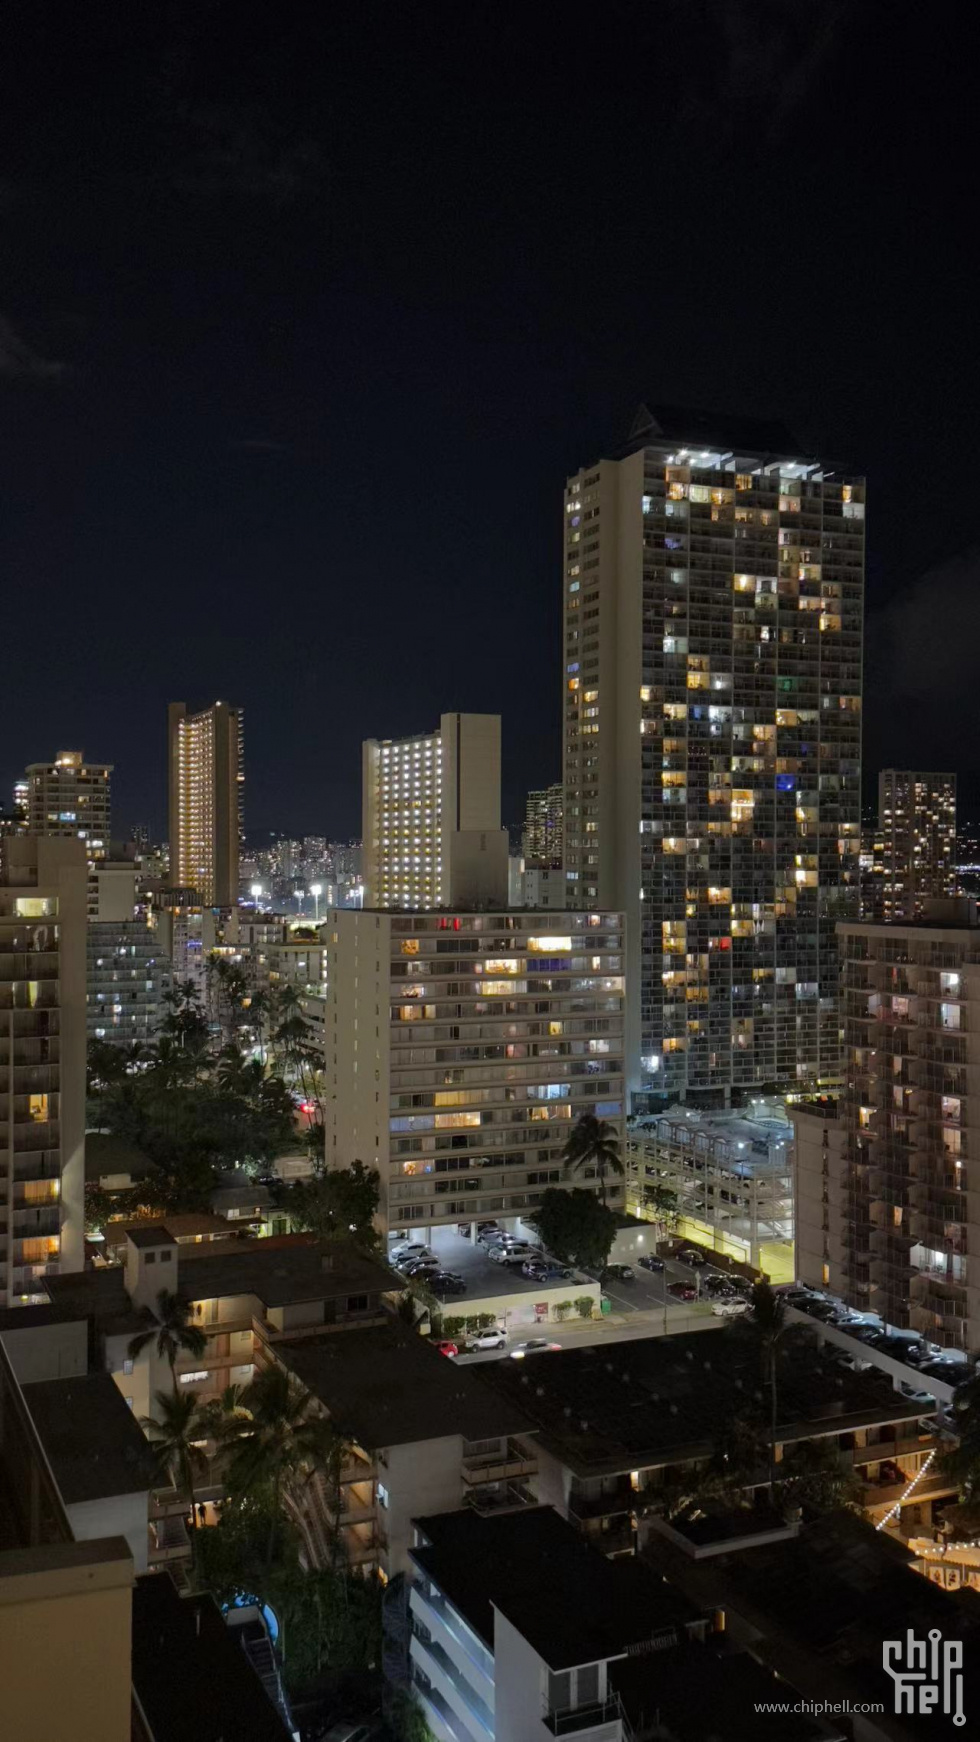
[[528, 1187, 618, 1273]]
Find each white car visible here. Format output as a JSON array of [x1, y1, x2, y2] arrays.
[[391, 1244, 433, 1263], [712, 1298, 749, 1317], [488, 1242, 534, 1264], [466, 1327, 508, 1351]]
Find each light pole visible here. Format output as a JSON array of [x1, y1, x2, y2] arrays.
[[250, 883, 263, 905], [310, 882, 322, 922]]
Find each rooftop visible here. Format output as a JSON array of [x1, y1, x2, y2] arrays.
[[131, 1573, 291, 1742], [84, 1131, 154, 1182], [278, 1321, 529, 1450], [103, 1213, 230, 1252], [177, 1236, 395, 1308], [477, 1327, 929, 1477], [611, 1641, 842, 1742], [126, 1223, 177, 1250], [618, 402, 812, 464], [22, 1373, 159, 1503], [412, 1505, 698, 1670]]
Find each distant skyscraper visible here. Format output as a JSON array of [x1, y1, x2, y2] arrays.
[[1, 835, 88, 1305], [562, 403, 865, 1103], [878, 769, 956, 921], [362, 712, 508, 908], [167, 702, 243, 908], [521, 783, 564, 868], [12, 778, 28, 818], [26, 750, 111, 859]]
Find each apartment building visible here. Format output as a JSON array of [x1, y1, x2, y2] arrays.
[[521, 783, 564, 868], [562, 403, 864, 1103], [167, 700, 243, 907], [86, 861, 170, 1045], [0, 836, 88, 1308], [362, 713, 508, 909], [323, 908, 626, 1239], [834, 902, 980, 1348], [25, 750, 111, 862], [878, 769, 957, 922]]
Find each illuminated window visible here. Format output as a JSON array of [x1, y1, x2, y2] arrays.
[[29, 1094, 49, 1123]]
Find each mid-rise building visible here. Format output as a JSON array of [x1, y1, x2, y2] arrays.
[[324, 908, 626, 1238], [878, 769, 957, 922], [362, 713, 508, 909], [562, 404, 864, 1103], [831, 900, 980, 1347], [25, 750, 111, 860], [521, 781, 563, 868], [86, 863, 170, 1045], [167, 700, 243, 907], [0, 836, 88, 1307]]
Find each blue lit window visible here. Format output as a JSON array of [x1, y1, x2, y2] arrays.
[[776, 774, 797, 792]]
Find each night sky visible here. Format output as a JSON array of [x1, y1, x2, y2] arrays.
[[2, 3, 978, 840]]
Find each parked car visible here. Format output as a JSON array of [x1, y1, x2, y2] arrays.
[[401, 1259, 442, 1278], [478, 1227, 511, 1247], [637, 1253, 665, 1272], [429, 1272, 467, 1295], [712, 1299, 749, 1317], [847, 1321, 885, 1344], [522, 1260, 572, 1282], [668, 1281, 697, 1301], [477, 1221, 501, 1235], [701, 1274, 738, 1297], [677, 1248, 708, 1267], [488, 1242, 535, 1264], [392, 1247, 434, 1269], [602, 1263, 635, 1283], [466, 1327, 508, 1351], [899, 1382, 937, 1405], [509, 1338, 562, 1358], [433, 1340, 458, 1359]]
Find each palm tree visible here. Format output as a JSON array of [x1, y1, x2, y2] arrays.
[[141, 1388, 209, 1566], [223, 1364, 347, 1567], [128, 1288, 208, 1396], [563, 1113, 624, 1204], [749, 1280, 788, 1491]]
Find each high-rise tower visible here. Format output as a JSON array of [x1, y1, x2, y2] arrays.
[[167, 702, 243, 908], [562, 404, 864, 1103]]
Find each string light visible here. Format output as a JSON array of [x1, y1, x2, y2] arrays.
[[875, 1449, 936, 1531]]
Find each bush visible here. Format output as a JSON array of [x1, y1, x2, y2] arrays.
[[553, 1300, 573, 1321], [441, 1316, 465, 1338], [575, 1295, 595, 1320], [476, 1311, 498, 1330]]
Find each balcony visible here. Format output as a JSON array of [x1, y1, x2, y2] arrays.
[[545, 1695, 631, 1741], [461, 1441, 538, 1487]]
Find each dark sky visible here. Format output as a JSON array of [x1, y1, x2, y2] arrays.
[[2, 2, 978, 839]]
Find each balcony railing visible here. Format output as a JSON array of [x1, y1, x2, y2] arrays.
[[545, 1693, 631, 1741]]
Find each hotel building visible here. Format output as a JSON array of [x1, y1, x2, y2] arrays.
[[878, 769, 956, 922], [0, 836, 88, 1307], [25, 750, 111, 862], [562, 403, 864, 1104], [521, 782, 564, 868], [362, 713, 508, 910], [167, 701, 243, 908], [324, 907, 626, 1237]]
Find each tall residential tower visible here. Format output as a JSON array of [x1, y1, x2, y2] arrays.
[[26, 750, 111, 859], [167, 702, 243, 908], [362, 712, 508, 909], [563, 404, 864, 1103], [878, 769, 956, 922]]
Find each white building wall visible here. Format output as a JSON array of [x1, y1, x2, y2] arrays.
[[381, 1435, 464, 1577]]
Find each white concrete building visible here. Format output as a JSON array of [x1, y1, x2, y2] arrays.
[[1, 836, 88, 1307], [324, 907, 626, 1238], [362, 713, 508, 910]]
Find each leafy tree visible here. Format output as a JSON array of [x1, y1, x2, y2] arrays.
[[128, 1288, 208, 1395], [562, 1113, 624, 1203], [84, 1182, 117, 1238], [141, 1388, 209, 1565], [386, 1687, 433, 1742], [528, 1187, 618, 1274], [286, 1162, 380, 1252], [776, 1438, 863, 1515], [222, 1364, 348, 1568], [643, 1181, 679, 1232], [159, 979, 211, 1059]]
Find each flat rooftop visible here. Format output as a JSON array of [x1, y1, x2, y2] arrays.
[[611, 1642, 842, 1742], [132, 1573, 291, 1741], [177, 1236, 395, 1308], [23, 1372, 159, 1503], [412, 1505, 698, 1671], [278, 1321, 529, 1450], [477, 1327, 929, 1477]]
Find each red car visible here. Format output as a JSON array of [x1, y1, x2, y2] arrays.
[[434, 1340, 458, 1358], [668, 1281, 697, 1301]]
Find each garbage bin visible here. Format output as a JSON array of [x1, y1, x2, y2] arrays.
[[600, 1294, 612, 1316]]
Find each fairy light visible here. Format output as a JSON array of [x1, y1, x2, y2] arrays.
[[875, 1449, 936, 1531]]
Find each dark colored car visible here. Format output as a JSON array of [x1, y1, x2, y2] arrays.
[[522, 1260, 572, 1282], [603, 1263, 635, 1283], [701, 1274, 737, 1297], [637, 1254, 665, 1272], [677, 1248, 708, 1267], [429, 1272, 467, 1295], [668, 1281, 697, 1301]]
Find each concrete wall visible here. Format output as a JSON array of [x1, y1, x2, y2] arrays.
[[0, 1318, 88, 1384], [792, 1106, 846, 1292], [382, 1435, 464, 1577], [492, 1609, 552, 1742], [0, 1538, 134, 1742], [66, 1489, 151, 1575], [437, 1278, 601, 1330]]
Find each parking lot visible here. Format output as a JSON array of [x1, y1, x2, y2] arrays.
[[389, 1228, 593, 1299]]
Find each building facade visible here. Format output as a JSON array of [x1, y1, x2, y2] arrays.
[[562, 404, 864, 1103], [324, 908, 626, 1236], [87, 924, 170, 1046], [167, 701, 243, 908], [878, 769, 956, 922], [25, 750, 111, 860], [0, 836, 88, 1307], [836, 904, 979, 1348], [362, 713, 508, 910], [521, 782, 563, 868]]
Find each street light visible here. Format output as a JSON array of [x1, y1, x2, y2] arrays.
[[310, 882, 322, 921], [250, 883, 263, 903]]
